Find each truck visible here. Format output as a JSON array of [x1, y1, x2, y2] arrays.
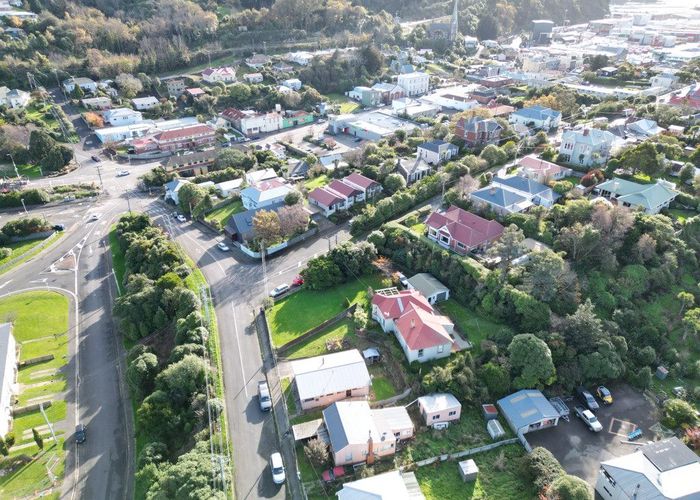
[[258, 381, 272, 411], [574, 405, 603, 432]]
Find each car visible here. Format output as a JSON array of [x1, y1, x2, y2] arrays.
[[292, 275, 304, 287], [88, 213, 102, 221], [176, 214, 187, 223], [576, 387, 599, 411], [91, 155, 101, 162], [251, 136, 261, 140], [258, 381, 272, 411], [354, 138, 362, 142], [317, 119, 326, 123], [116, 170, 130, 177], [397, 272, 409, 288], [574, 405, 603, 432], [596, 385, 613, 405], [269, 284, 290, 298], [217, 242, 230, 252], [53, 224, 65, 231], [270, 452, 286, 484], [75, 423, 87, 443]]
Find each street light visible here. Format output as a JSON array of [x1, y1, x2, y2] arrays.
[[20, 198, 27, 214], [6, 154, 19, 179]]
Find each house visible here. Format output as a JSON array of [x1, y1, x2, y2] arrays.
[[103, 108, 143, 126], [455, 117, 503, 147], [165, 79, 186, 97], [286, 51, 314, 66], [371, 288, 454, 363], [594, 178, 679, 214], [348, 86, 382, 107], [0, 323, 17, 437], [417, 140, 459, 165], [328, 110, 418, 140], [81, 97, 112, 110], [391, 98, 439, 119], [281, 110, 313, 128], [417, 393, 462, 427], [163, 150, 218, 176], [244, 73, 264, 84], [344, 172, 382, 200], [595, 437, 700, 500], [131, 96, 160, 111], [308, 184, 354, 217], [224, 202, 285, 243], [272, 62, 293, 73], [245, 54, 271, 69], [486, 103, 515, 118], [323, 401, 414, 466], [0, 87, 30, 109], [598, 66, 619, 77], [245, 168, 278, 185], [307, 173, 377, 216], [337, 470, 425, 500], [95, 122, 154, 143], [471, 175, 560, 214], [492, 176, 560, 208], [215, 179, 244, 197], [292, 350, 371, 411], [151, 124, 217, 152], [164, 179, 191, 205], [371, 82, 405, 104], [518, 155, 573, 183], [508, 105, 561, 130], [627, 119, 665, 137], [650, 72, 679, 89], [240, 178, 296, 209], [185, 88, 206, 98], [397, 72, 430, 97], [281, 78, 302, 91], [396, 157, 432, 185], [201, 66, 237, 84], [221, 108, 281, 135], [62, 77, 97, 94], [497, 390, 559, 435], [559, 128, 615, 166], [425, 205, 505, 254], [406, 274, 450, 304]]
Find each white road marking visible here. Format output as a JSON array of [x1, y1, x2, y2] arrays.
[[0, 279, 13, 289]]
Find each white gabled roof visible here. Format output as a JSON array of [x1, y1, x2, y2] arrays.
[[417, 393, 461, 413], [338, 470, 425, 500], [292, 349, 371, 401]]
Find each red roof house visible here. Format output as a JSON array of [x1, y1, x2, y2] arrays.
[[425, 205, 504, 254], [371, 289, 454, 363], [343, 173, 382, 199], [307, 173, 380, 217], [518, 155, 573, 183]]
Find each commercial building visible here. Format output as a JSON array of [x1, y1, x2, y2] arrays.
[[328, 110, 418, 141], [0, 323, 17, 437], [397, 72, 430, 96]]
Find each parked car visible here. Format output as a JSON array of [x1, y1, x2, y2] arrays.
[[596, 385, 613, 405], [270, 452, 286, 484], [176, 214, 187, 223], [322, 466, 346, 482], [574, 405, 603, 432], [258, 381, 272, 411], [269, 284, 290, 298], [88, 213, 102, 221], [53, 224, 65, 231], [576, 387, 599, 411], [397, 272, 409, 288], [91, 155, 101, 162], [292, 275, 304, 287], [116, 170, 130, 177], [217, 242, 230, 252], [75, 423, 87, 443]]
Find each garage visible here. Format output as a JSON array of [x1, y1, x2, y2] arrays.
[[406, 273, 450, 304]]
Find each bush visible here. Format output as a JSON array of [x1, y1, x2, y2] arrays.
[[663, 398, 698, 428], [0, 248, 11, 259], [522, 447, 564, 491], [547, 474, 592, 500], [0, 189, 50, 208], [303, 439, 329, 468], [1, 217, 50, 238]]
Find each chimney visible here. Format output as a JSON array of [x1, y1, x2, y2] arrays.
[[367, 431, 375, 465], [490, 186, 496, 195], [583, 128, 590, 136], [410, 319, 415, 329]]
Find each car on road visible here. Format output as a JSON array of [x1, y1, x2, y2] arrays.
[[292, 275, 304, 287], [596, 385, 613, 405], [91, 155, 101, 162], [317, 119, 326, 123], [176, 214, 187, 222], [270, 452, 286, 484], [88, 213, 102, 221], [576, 387, 599, 411], [354, 138, 362, 142], [397, 272, 409, 288], [217, 242, 230, 252], [269, 284, 290, 298], [75, 423, 87, 443], [251, 136, 261, 140], [116, 170, 130, 177], [53, 224, 65, 231], [574, 405, 603, 432], [258, 381, 272, 411]]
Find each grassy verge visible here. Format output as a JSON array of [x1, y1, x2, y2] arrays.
[[0, 440, 65, 499], [0, 233, 63, 277], [0, 239, 48, 267], [205, 199, 244, 226], [438, 300, 511, 354], [415, 444, 536, 500], [325, 93, 360, 114], [268, 274, 384, 346], [281, 377, 297, 415], [108, 226, 126, 290]]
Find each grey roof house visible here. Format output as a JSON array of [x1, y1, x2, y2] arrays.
[[470, 175, 559, 214], [224, 201, 285, 243], [497, 389, 559, 435], [396, 157, 432, 184], [595, 178, 679, 214], [417, 140, 459, 165], [406, 273, 450, 304]]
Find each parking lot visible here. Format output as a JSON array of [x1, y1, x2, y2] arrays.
[[527, 384, 661, 485]]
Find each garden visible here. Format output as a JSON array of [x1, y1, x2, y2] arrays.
[[204, 199, 244, 227]]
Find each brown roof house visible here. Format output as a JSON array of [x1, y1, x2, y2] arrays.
[[425, 205, 505, 255], [455, 116, 502, 147]]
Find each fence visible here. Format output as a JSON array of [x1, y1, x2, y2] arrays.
[[277, 303, 356, 355], [240, 227, 320, 259], [413, 437, 520, 467]]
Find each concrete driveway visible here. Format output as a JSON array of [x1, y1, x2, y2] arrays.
[[527, 384, 661, 485]]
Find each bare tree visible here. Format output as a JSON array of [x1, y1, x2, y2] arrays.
[[277, 204, 309, 238]]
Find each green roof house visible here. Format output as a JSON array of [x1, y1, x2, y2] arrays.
[[594, 178, 679, 214]]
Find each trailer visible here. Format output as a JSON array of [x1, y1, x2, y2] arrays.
[[549, 397, 570, 422]]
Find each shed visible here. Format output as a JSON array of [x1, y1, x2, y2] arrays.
[[497, 389, 559, 435], [481, 403, 498, 421], [487, 419, 505, 440], [406, 273, 450, 304], [362, 348, 380, 364], [458, 459, 479, 482], [417, 393, 462, 426]]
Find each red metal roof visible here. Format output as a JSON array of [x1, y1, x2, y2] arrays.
[[328, 179, 360, 198], [344, 172, 378, 190], [395, 306, 453, 350], [221, 108, 247, 120], [308, 187, 344, 207], [371, 290, 433, 320], [155, 124, 214, 141], [425, 206, 504, 249]]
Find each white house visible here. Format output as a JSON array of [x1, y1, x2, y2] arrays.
[[558, 128, 615, 167], [221, 108, 281, 136], [131, 96, 160, 111], [397, 72, 430, 97], [62, 77, 97, 94], [103, 108, 143, 126], [0, 323, 17, 437], [164, 179, 191, 206], [244, 73, 264, 84], [245, 168, 278, 185], [281, 78, 302, 91], [337, 470, 425, 500], [417, 140, 459, 165], [82, 97, 112, 110], [201, 67, 237, 84], [286, 51, 314, 66], [650, 72, 679, 89], [215, 179, 243, 197], [0, 87, 30, 109], [509, 105, 561, 130], [94, 122, 153, 143], [240, 179, 295, 209]]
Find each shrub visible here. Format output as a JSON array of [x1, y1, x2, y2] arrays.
[[304, 439, 329, 468], [0, 248, 11, 259], [522, 447, 565, 491], [547, 474, 592, 500], [663, 398, 698, 429]]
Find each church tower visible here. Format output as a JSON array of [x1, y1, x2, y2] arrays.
[[449, 0, 459, 42]]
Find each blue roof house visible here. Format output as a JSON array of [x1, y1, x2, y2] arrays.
[[509, 105, 561, 131], [497, 389, 559, 435], [470, 175, 560, 214]]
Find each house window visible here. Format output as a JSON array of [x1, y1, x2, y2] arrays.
[[440, 235, 449, 244], [456, 242, 465, 250], [418, 349, 424, 357], [432, 415, 440, 420], [345, 451, 353, 462], [438, 345, 444, 353], [448, 410, 457, 416]]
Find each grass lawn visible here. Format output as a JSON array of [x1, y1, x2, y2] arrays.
[[281, 377, 297, 415], [0, 238, 48, 267], [438, 300, 511, 353], [296, 443, 333, 499], [410, 222, 427, 235], [0, 441, 65, 499], [304, 175, 329, 191], [0, 163, 42, 179], [204, 199, 245, 226], [667, 208, 697, 223], [285, 318, 356, 359], [325, 93, 360, 114], [108, 226, 126, 292], [416, 444, 536, 500], [371, 375, 396, 401], [268, 274, 384, 346]]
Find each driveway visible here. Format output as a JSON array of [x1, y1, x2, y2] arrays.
[[527, 384, 661, 485]]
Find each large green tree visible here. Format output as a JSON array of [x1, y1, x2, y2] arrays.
[[508, 334, 556, 389]]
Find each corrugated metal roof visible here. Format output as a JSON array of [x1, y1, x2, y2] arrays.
[[497, 390, 559, 432], [292, 349, 371, 401]]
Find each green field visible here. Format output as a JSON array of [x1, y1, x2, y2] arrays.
[[0, 238, 48, 268], [416, 445, 536, 500], [205, 199, 245, 226], [285, 318, 356, 359], [371, 374, 396, 401], [0, 163, 42, 179], [268, 275, 384, 346], [438, 300, 511, 353], [325, 93, 360, 114]]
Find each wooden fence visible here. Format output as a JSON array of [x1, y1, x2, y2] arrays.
[[413, 437, 520, 467], [276, 304, 357, 355]]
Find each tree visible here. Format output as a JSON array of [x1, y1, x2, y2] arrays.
[[215, 148, 252, 171], [303, 438, 329, 468], [476, 14, 499, 40], [682, 308, 700, 341], [277, 204, 309, 237], [155, 354, 208, 407], [547, 474, 592, 500], [523, 447, 565, 491], [480, 144, 507, 166], [353, 306, 368, 330], [32, 428, 43, 449], [508, 334, 556, 389], [177, 183, 206, 214], [620, 142, 664, 177], [193, 193, 214, 219], [478, 362, 511, 398], [523, 250, 578, 306], [28, 129, 56, 163], [680, 163, 696, 184], [634, 233, 656, 262], [678, 291, 695, 318], [488, 224, 526, 274], [115, 73, 143, 98], [253, 209, 282, 244], [126, 352, 159, 400], [229, 83, 252, 106], [663, 398, 698, 428], [555, 300, 604, 354], [554, 223, 600, 263], [301, 257, 344, 290], [383, 173, 406, 194]]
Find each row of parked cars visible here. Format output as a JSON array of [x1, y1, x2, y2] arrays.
[[574, 385, 613, 433]]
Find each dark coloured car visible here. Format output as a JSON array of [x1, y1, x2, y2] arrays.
[[75, 423, 86, 444], [576, 387, 599, 411], [91, 155, 101, 162], [53, 224, 65, 231]]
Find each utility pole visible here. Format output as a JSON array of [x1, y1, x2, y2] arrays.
[[126, 189, 132, 213], [39, 402, 57, 444], [95, 163, 104, 191]]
